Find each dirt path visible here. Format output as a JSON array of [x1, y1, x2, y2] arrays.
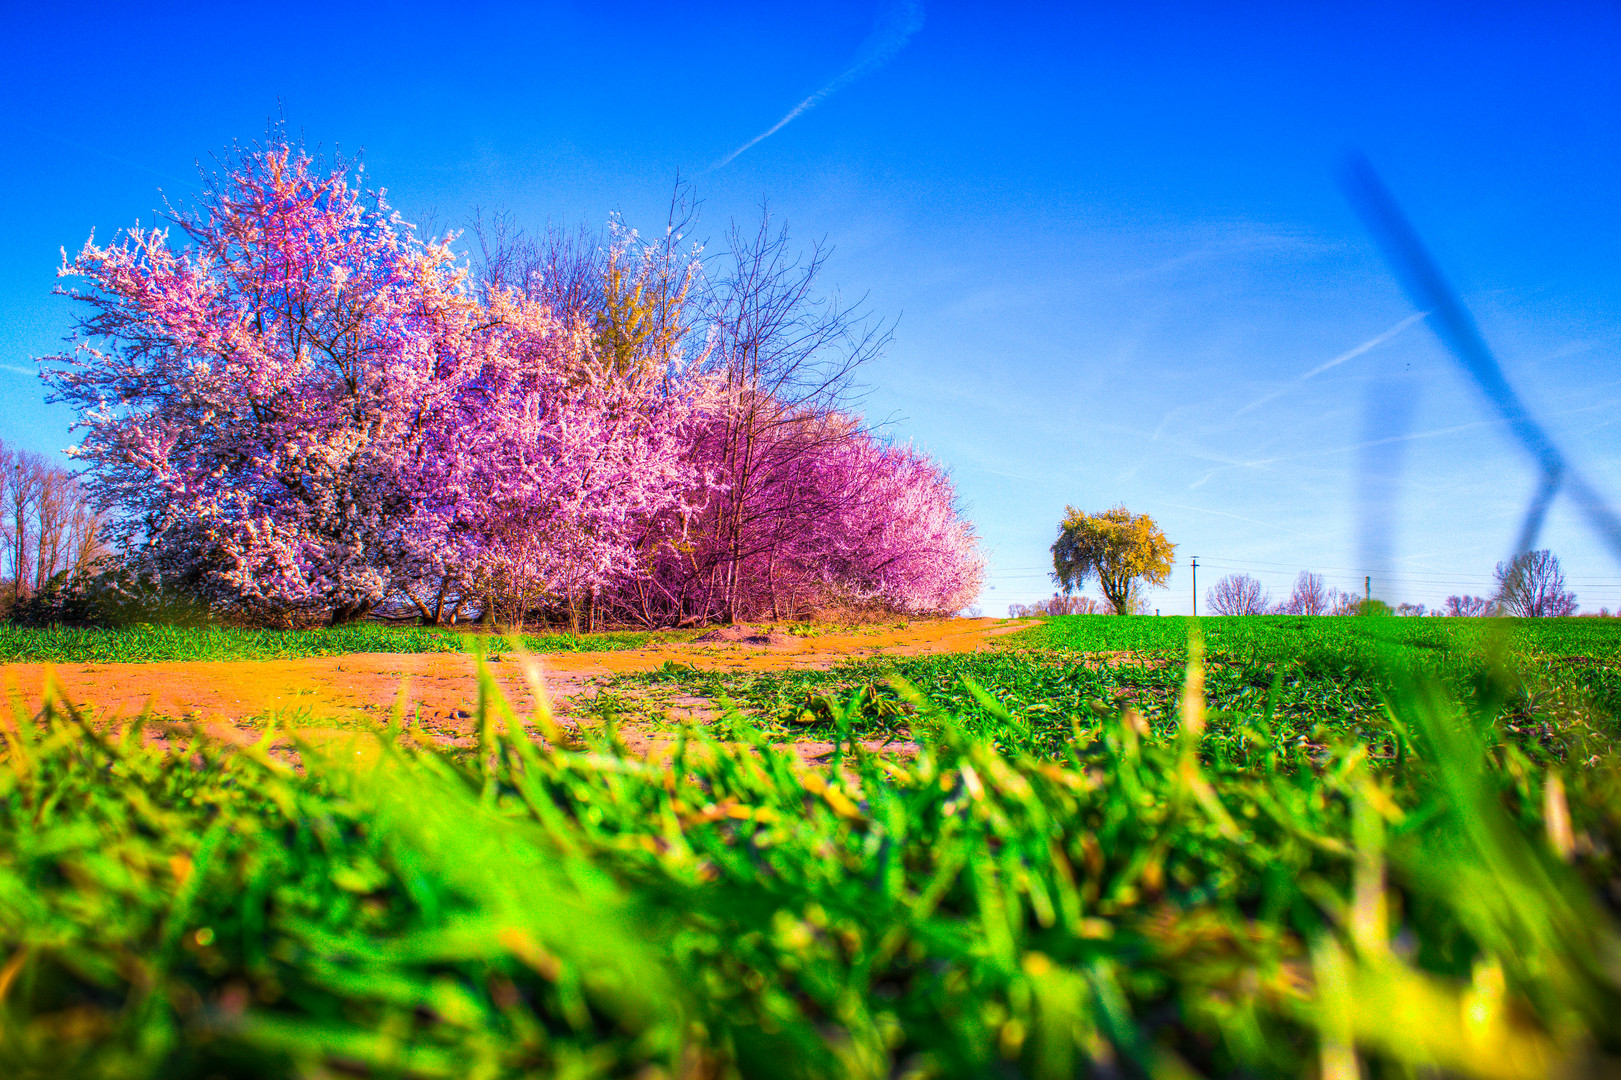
[[2, 619, 1034, 752]]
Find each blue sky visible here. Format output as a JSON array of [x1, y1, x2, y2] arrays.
[[3, 1, 1620, 613]]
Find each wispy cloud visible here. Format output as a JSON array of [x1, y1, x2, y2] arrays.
[[971, 465, 1040, 482], [1233, 312, 1426, 417], [6, 118, 189, 186], [1160, 501, 1308, 536], [1120, 224, 1338, 284], [1184, 418, 1496, 491], [711, 1, 925, 171]]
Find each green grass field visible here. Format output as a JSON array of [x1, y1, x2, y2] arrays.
[[2, 615, 1620, 1078], [1012, 612, 1621, 669], [0, 623, 692, 664], [602, 615, 1621, 764]]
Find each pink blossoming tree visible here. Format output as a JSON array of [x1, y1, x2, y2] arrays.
[[46, 138, 703, 626], [43, 133, 981, 628], [405, 287, 709, 630], [47, 141, 491, 623]]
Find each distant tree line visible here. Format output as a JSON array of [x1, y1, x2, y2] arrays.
[[1013, 541, 1597, 619], [1202, 549, 1585, 617], [1205, 571, 1366, 616]]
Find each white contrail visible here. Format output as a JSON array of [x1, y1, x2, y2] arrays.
[[1233, 311, 1427, 417], [711, 0, 925, 171]]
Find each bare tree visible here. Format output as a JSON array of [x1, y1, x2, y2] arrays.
[[1280, 571, 1330, 615], [47, 472, 108, 584], [469, 209, 601, 313], [35, 467, 70, 589], [1494, 549, 1578, 617], [5, 451, 43, 604], [0, 457, 7, 601], [470, 186, 702, 378], [1443, 594, 1498, 617], [639, 205, 893, 625], [1206, 573, 1271, 615]]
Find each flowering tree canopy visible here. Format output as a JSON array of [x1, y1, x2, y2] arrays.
[[47, 142, 492, 623], [42, 134, 982, 628], [410, 288, 707, 628], [807, 435, 982, 614]]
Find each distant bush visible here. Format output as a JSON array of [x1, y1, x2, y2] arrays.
[[1328, 589, 1365, 615], [1443, 594, 1499, 617], [6, 565, 213, 629], [1008, 594, 1106, 617]]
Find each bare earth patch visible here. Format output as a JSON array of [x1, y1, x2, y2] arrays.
[[2, 618, 1018, 760]]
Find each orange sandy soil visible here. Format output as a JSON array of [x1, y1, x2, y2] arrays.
[[2, 618, 1034, 761]]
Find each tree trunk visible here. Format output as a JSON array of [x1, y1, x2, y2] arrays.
[[402, 582, 453, 626], [767, 552, 779, 622]]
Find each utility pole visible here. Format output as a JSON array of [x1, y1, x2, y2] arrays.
[[1191, 556, 1199, 616], [1365, 576, 1371, 603]]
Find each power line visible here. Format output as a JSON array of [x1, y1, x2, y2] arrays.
[[1182, 560, 1621, 585], [983, 560, 1621, 583]]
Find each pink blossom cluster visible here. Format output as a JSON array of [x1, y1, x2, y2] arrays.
[[617, 413, 982, 626], [44, 139, 980, 626]]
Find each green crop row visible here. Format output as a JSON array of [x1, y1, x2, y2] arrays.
[[0, 623, 690, 664], [2, 635, 1619, 1079]]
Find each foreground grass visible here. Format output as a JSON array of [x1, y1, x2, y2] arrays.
[[0, 623, 692, 664], [3, 633, 1621, 1078]]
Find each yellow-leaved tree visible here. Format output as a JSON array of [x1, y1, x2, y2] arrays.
[[1050, 505, 1175, 615]]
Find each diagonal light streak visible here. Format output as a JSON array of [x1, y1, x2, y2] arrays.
[[1233, 312, 1426, 418], [710, 1, 925, 171]]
